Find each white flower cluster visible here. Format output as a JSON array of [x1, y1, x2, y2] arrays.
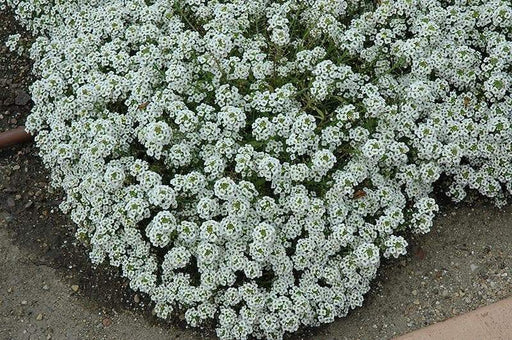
[[5, 33, 24, 55], [3, 0, 512, 339]]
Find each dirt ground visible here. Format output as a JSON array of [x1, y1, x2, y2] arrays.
[[1, 8, 511, 340]]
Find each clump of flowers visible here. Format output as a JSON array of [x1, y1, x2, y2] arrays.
[[2, 0, 512, 339]]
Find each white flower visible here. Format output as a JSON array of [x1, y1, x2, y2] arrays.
[[146, 211, 177, 247], [163, 246, 191, 270], [214, 177, 237, 200], [252, 222, 276, 244]]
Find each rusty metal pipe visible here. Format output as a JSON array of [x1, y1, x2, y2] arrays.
[[0, 126, 32, 149]]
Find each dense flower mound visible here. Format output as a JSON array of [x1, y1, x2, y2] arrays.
[[2, 0, 512, 338]]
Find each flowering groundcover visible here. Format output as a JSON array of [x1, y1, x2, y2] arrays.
[[2, 0, 512, 339]]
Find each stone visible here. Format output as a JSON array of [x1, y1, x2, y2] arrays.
[[102, 317, 112, 327], [14, 90, 31, 106]]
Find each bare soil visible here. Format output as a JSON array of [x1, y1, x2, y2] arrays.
[[1, 8, 511, 340]]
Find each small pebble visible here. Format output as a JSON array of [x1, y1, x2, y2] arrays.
[[102, 317, 112, 327], [134, 294, 140, 303], [36, 313, 44, 321], [71, 285, 79, 292]]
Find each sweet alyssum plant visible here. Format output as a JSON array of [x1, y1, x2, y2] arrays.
[[2, 0, 512, 338]]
